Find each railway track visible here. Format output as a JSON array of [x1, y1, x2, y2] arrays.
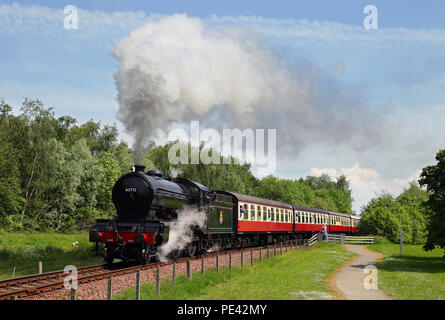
[[0, 241, 308, 300]]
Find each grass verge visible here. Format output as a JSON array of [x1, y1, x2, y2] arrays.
[[368, 241, 445, 299], [0, 231, 103, 279], [115, 242, 356, 300]]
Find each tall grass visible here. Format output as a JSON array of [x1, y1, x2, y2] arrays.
[[369, 242, 445, 299], [115, 242, 356, 300], [0, 231, 103, 279]]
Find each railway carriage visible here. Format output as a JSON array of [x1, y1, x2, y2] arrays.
[[328, 211, 352, 234], [351, 216, 360, 233], [217, 191, 294, 246], [293, 205, 329, 235]]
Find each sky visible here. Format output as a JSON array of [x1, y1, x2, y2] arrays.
[[1, 1, 444, 214]]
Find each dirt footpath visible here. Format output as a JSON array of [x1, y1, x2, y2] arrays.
[[333, 245, 391, 300]]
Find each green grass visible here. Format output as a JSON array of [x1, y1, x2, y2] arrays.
[[368, 242, 445, 299], [115, 242, 356, 300], [0, 231, 104, 279]]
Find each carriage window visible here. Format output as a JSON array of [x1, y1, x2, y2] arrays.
[[270, 208, 274, 221], [239, 204, 244, 220], [262, 207, 267, 221], [280, 209, 283, 222], [250, 205, 255, 220], [244, 205, 249, 220]]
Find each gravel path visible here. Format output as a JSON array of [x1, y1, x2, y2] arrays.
[[333, 245, 391, 300]]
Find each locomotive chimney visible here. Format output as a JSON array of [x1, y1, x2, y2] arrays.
[[132, 164, 146, 172]]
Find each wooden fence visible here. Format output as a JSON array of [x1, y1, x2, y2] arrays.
[[327, 234, 374, 245], [308, 233, 319, 247]]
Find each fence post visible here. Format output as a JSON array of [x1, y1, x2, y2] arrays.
[[70, 287, 76, 300], [187, 260, 192, 279], [216, 254, 219, 272], [107, 276, 112, 300], [400, 229, 404, 256], [340, 234, 345, 245], [172, 263, 176, 285], [201, 257, 205, 276], [136, 270, 141, 300], [37, 261, 42, 274], [267, 246, 270, 260], [229, 252, 232, 270], [250, 248, 253, 266], [280, 243, 282, 255], [155, 267, 160, 295], [241, 249, 244, 268], [259, 247, 262, 262]]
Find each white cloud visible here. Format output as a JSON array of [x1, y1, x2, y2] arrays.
[[309, 163, 421, 215], [2, 3, 445, 46]]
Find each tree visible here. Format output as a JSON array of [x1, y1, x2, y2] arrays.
[[96, 152, 121, 217], [396, 182, 428, 244], [0, 100, 24, 229], [360, 193, 403, 241], [419, 149, 445, 250]]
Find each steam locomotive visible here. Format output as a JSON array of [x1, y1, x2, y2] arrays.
[[89, 165, 360, 264]]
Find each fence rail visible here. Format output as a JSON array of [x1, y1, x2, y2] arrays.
[[308, 233, 319, 247], [327, 234, 374, 245]]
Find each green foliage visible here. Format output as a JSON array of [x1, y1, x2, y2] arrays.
[[96, 152, 121, 217], [0, 98, 132, 231], [360, 183, 429, 244], [419, 149, 445, 251]]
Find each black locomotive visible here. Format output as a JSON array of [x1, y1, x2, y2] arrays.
[[89, 164, 234, 264]]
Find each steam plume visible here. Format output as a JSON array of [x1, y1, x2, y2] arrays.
[[157, 206, 206, 262], [113, 14, 380, 162]]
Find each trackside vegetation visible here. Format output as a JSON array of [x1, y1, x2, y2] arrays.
[[115, 242, 356, 300], [369, 238, 445, 300], [359, 183, 429, 244], [0, 231, 103, 280]]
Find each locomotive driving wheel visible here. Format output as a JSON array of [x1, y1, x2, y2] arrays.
[[170, 249, 183, 260], [138, 245, 149, 265], [186, 241, 197, 257]]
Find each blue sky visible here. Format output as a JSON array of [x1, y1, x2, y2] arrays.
[[1, 1, 445, 213]]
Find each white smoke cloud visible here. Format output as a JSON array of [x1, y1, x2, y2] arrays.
[[157, 206, 206, 262], [112, 14, 380, 162], [308, 163, 422, 214]]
